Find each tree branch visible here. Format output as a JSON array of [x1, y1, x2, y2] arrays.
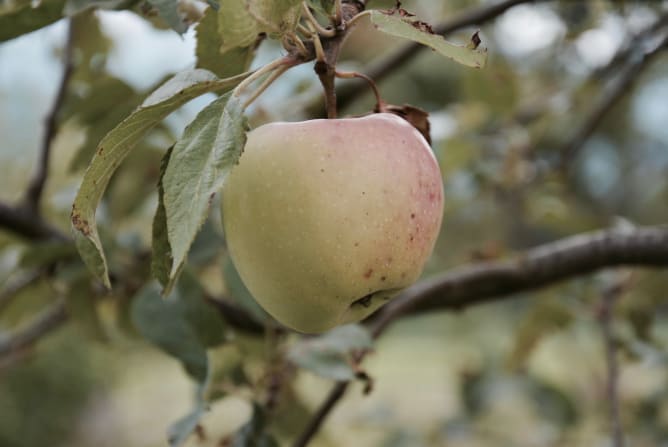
[[371, 225, 668, 333], [295, 225, 668, 445], [0, 20, 76, 242], [0, 301, 68, 360], [598, 277, 628, 447], [0, 201, 69, 241], [292, 381, 349, 447], [23, 18, 76, 214], [559, 29, 668, 170]]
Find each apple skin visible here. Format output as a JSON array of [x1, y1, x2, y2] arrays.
[[222, 113, 443, 333]]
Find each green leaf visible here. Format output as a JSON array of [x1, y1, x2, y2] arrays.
[[131, 271, 226, 382], [64, 77, 140, 171], [218, 0, 261, 53], [232, 403, 279, 447], [168, 396, 207, 447], [19, 241, 77, 268], [162, 92, 246, 292], [63, 270, 108, 342], [287, 324, 373, 381], [147, 0, 188, 34], [188, 218, 225, 266], [152, 147, 174, 287], [306, 0, 335, 16], [247, 0, 302, 35], [71, 69, 247, 288], [369, 11, 487, 68], [216, 0, 302, 53], [196, 5, 256, 79], [168, 403, 206, 447], [0, 0, 66, 42], [508, 298, 574, 370], [222, 256, 271, 323]]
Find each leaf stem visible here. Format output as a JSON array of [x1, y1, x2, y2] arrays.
[[233, 57, 294, 97], [302, 2, 336, 37], [333, 0, 343, 25], [344, 10, 371, 30], [242, 64, 292, 110]]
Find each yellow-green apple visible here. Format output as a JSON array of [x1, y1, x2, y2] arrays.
[[221, 113, 443, 333]]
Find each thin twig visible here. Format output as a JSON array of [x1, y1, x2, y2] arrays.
[[594, 11, 668, 80], [0, 301, 68, 359], [23, 19, 76, 214], [599, 277, 628, 447], [294, 225, 668, 445], [292, 381, 349, 447]]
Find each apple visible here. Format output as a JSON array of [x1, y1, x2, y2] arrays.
[[221, 113, 443, 333]]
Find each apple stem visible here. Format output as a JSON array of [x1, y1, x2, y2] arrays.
[[309, 0, 367, 119], [316, 61, 338, 118], [335, 70, 384, 111]]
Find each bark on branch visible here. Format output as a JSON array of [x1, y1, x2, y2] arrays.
[[370, 225, 668, 334]]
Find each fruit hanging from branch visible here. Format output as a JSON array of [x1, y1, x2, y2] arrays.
[[222, 113, 444, 333]]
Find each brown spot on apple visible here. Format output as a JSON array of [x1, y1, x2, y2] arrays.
[[363, 268, 373, 279]]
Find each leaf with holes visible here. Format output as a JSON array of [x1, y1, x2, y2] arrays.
[[369, 10, 487, 68]]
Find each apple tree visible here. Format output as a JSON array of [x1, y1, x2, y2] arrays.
[[1, 0, 668, 446]]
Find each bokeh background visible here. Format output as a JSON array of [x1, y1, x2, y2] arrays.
[[1, 0, 668, 446]]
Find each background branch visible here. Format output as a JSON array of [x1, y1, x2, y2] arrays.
[[23, 18, 76, 214], [0, 301, 68, 360], [0, 201, 69, 241], [295, 225, 668, 445], [598, 276, 628, 447], [559, 29, 668, 171], [0, 20, 76, 242]]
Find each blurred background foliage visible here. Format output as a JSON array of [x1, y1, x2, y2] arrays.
[[1, 0, 668, 446]]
